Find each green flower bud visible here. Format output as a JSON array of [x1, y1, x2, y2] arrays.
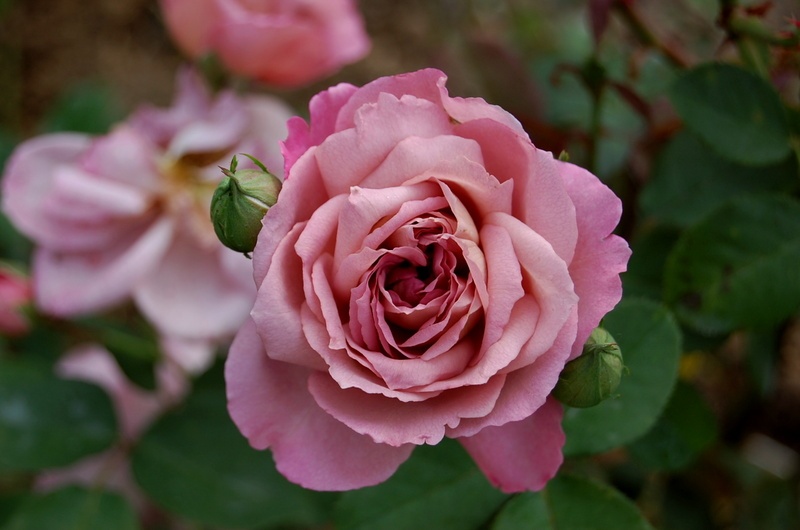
[[553, 327, 624, 408], [210, 154, 281, 255]]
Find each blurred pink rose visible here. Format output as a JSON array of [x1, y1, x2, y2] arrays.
[[159, 0, 371, 87], [226, 69, 631, 492], [36, 345, 187, 507], [2, 69, 293, 371], [0, 265, 31, 336]]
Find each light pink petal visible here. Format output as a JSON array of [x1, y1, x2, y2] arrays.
[[437, 76, 527, 136], [252, 222, 328, 371], [129, 67, 213, 146], [159, 335, 216, 374], [166, 90, 248, 159], [2, 134, 88, 246], [226, 319, 413, 490], [314, 93, 454, 197], [34, 217, 174, 316], [133, 233, 255, 340], [358, 135, 485, 191], [282, 82, 358, 176], [80, 126, 162, 191], [560, 161, 630, 359], [459, 397, 565, 493], [334, 69, 447, 131], [253, 147, 329, 286], [455, 119, 578, 264], [308, 370, 505, 446]]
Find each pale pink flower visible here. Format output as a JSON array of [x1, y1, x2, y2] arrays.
[[0, 264, 31, 336], [226, 69, 631, 492], [159, 0, 371, 87], [2, 69, 294, 371]]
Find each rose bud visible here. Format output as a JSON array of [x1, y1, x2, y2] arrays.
[[211, 154, 281, 255], [553, 327, 624, 408]]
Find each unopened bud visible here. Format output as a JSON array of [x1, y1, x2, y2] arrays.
[[210, 154, 281, 255], [553, 327, 624, 408]]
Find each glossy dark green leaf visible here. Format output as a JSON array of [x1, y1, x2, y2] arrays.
[[563, 299, 682, 455], [335, 440, 508, 530], [670, 63, 791, 165], [0, 361, 117, 472], [640, 131, 798, 227], [491, 474, 654, 530], [131, 385, 334, 529], [1, 486, 139, 530], [628, 382, 717, 471], [664, 195, 800, 334]]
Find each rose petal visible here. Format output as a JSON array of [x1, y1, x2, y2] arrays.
[[560, 161, 630, 359], [226, 319, 413, 490], [459, 397, 564, 493], [34, 217, 174, 316], [308, 369, 505, 446], [133, 232, 255, 339]]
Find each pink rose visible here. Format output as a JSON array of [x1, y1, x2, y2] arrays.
[[0, 265, 31, 336], [159, 0, 371, 88], [2, 69, 293, 371], [226, 69, 631, 492]]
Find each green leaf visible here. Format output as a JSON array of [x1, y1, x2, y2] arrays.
[[640, 131, 798, 227], [491, 474, 654, 530], [335, 440, 508, 530], [622, 226, 680, 301], [628, 382, 717, 471], [1, 486, 139, 530], [670, 63, 792, 165], [39, 82, 123, 135], [131, 385, 334, 529], [0, 361, 117, 472], [562, 299, 682, 456], [663, 195, 800, 334]]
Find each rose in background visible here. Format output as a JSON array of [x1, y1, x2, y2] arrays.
[[0, 264, 31, 336], [36, 345, 187, 509], [159, 0, 371, 88], [2, 69, 293, 372], [227, 69, 630, 492]]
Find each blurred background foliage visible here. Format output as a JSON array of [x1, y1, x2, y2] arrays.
[[0, 0, 799, 529]]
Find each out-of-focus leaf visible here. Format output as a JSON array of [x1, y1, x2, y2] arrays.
[[739, 478, 800, 530], [131, 384, 335, 529], [640, 131, 798, 227], [75, 317, 160, 391], [744, 331, 778, 397], [0, 361, 117, 472], [39, 82, 123, 135], [1, 486, 139, 530], [623, 226, 680, 300], [563, 299, 682, 455], [664, 195, 800, 334], [670, 63, 791, 165], [0, 212, 31, 264], [628, 382, 717, 471], [491, 474, 654, 530], [335, 440, 507, 530]]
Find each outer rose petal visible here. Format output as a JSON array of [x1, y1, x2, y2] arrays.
[[459, 397, 565, 493], [560, 161, 630, 359], [226, 319, 414, 490], [34, 218, 174, 316], [159, 0, 218, 56]]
